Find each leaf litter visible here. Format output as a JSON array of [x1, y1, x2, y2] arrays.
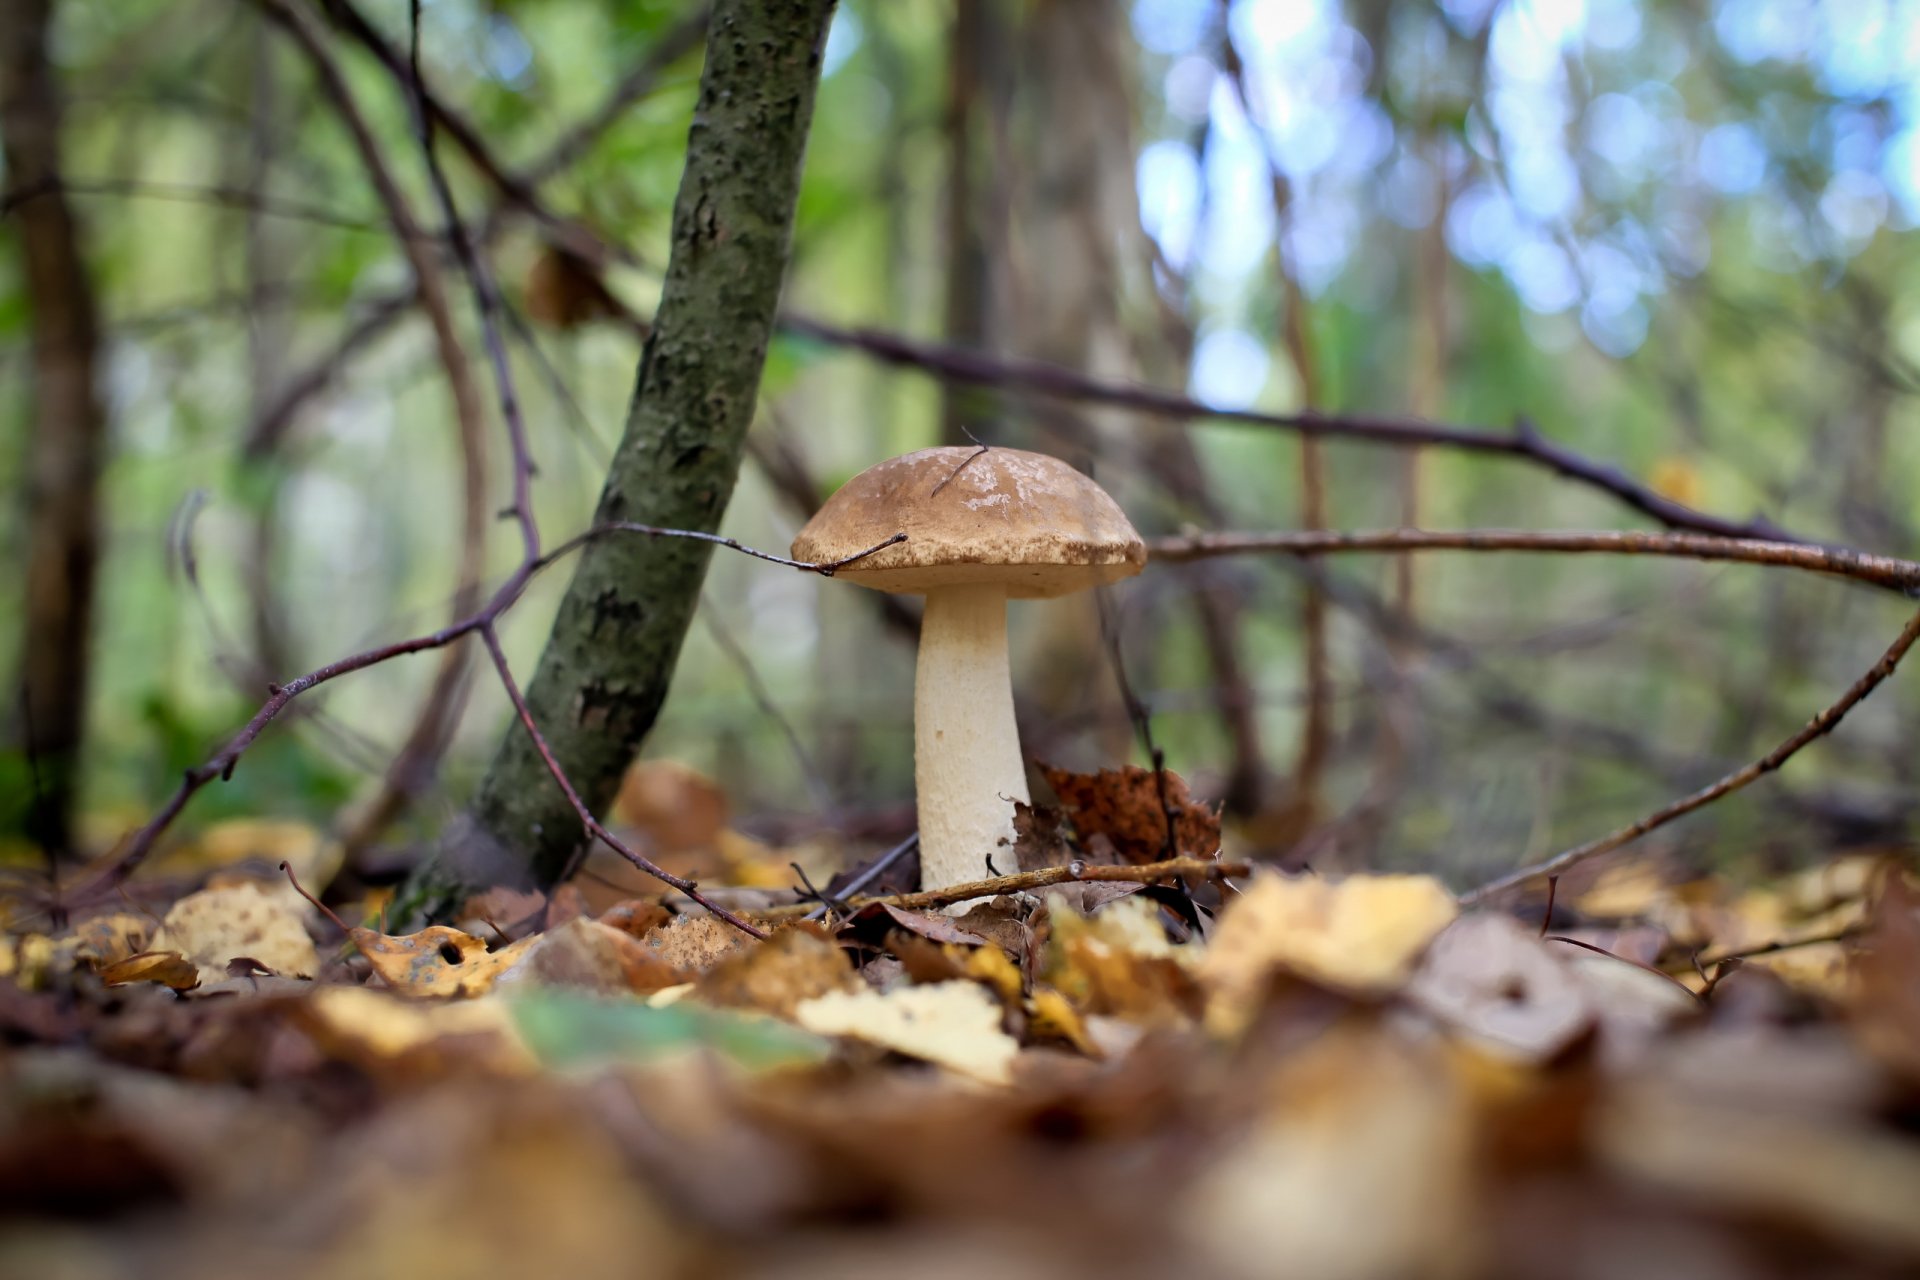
[[2, 769, 1919, 1279]]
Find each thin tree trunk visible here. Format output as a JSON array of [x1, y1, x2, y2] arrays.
[[2, 0, 107, 858], [447, 0, 839, 897]]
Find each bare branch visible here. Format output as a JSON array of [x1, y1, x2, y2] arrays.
[[1462, 607, 1920, 905], [1148, 528, 1920, 593]]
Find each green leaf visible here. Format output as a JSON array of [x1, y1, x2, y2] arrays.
[[507, 992, 833, 1072]]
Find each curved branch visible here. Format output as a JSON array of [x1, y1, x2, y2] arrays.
[[1462, 607, 1920, 905]]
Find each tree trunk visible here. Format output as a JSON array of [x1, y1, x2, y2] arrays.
[[439, 0, 839, 901], [1, 0, 107, 859]]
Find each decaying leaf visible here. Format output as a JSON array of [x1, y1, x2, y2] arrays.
[[295, 986, 532, 1078], [1040, 763, 1222, 863], [353, 924, 536, 998], [1407, 914, 1592, 1063], [496, 917, 689, 996], [1200, 872, 1458, 1033], [694, 924, 860, 1019], [794, 980, 1021, 1085], [154, 882, 319, 987], [1007, 800, 1080, 871], [1047, 896, 1199, 1026], [1853, 872, 1920, 1080], [97, 950, 202, 991], [640, 914, 754, 975]]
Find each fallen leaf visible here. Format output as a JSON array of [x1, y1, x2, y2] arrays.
[[154, 882, 318, 986], [794, 980, 1020, 1085], [1406, 914, 1591, 1064], [1199, 872, 1457, 1034], [1040, 764, 1221, 863], [1046, 898, 1200, 1026], [1007, 800, 1081, 871], [97, 950, 201, 991], [1026, 987, 1103, 1057], [1853, 872, 1920, 1080], [613, 758, 730, 853], [295, 986, 532, 1078], [510, 992, 834, 1073], [496, 917, 689, 996], [640, 914, 753, 975], [694, 924, 860, 1018], [353, 924, 536, 998]]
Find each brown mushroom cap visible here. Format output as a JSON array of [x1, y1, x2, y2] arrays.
[[792, 446, 1145, 599]]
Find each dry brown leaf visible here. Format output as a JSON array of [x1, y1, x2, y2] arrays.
[[1407, 914, 1591, 1064], [1853, 872, 1920, 1080], [1199, 872, 1457, 1034], [1039, 763, 1221, 863], [694, 924, 860, 1019], [97, 950, 202, 991], [496, 917, 690, 996], [1007, 800, 1080, 871], [154, 882, 318, 986], [613, 758, 730, 853], [353, 924, 536, 998], [794, 980, 1020, 1084], [640, 914, 753, 975]]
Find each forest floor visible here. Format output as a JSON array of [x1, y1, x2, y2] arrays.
[[2, 761, 1918, 1280]]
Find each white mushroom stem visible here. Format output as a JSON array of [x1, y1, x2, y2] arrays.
[[913, 582, 1030, 889]]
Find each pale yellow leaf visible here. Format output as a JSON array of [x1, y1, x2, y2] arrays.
[[1199, 872, 1457, 1034], [154, 882, 318, 986], [794, 980, 1019, 1085]]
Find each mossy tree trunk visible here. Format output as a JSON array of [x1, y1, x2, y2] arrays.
[[425, 0, 838, 906]]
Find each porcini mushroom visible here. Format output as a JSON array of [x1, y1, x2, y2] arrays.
[[793, 447, 1145, 891]]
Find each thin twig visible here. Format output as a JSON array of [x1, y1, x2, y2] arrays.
[[1149, 528, 1920, 594], [761, 856, 1249, 921], [1464, 607, 1920, 905], [475, 625, 767, 939], [68, 523, 905, 905], [776, 315, 1809, 549], [802, 832, 920, 922]]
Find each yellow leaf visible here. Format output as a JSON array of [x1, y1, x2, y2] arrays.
[[794, 981, 1020, 1085], [98, 950, 201, 990], [352, 925, 535, 998], [1200, 873, 1457, 1035], [154, 882, 319, 986], [297, 986, 532, 1076], [1027, 986, 1102, 1057]]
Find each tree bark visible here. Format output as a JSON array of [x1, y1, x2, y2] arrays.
[[1, 0, 107, 858], [448, 0, 839, 896]]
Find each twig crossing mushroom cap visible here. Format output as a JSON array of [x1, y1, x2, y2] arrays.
[[792, 446, 1145, 599]]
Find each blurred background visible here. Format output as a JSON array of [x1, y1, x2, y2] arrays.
[[3, 0, 1917, 888]]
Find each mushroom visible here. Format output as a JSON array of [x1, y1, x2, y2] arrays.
[[792, 446, 1145, 891]]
